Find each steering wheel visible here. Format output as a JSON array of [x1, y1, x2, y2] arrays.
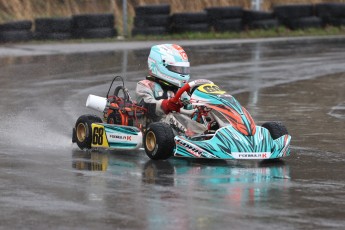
[[170, 79, 214, 104]]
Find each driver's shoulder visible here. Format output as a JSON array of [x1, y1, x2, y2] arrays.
[[137, 79, 160, 90]]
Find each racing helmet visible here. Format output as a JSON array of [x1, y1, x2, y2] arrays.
[[148, 44, 190, 87]]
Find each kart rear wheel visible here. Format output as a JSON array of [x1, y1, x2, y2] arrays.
[[144, 122, 175, 160], [87, 114, 103, 123], [262, 121, 288, 140], [74, 114, 102, 150]]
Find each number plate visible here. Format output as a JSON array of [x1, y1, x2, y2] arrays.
[[91, 123, 109, 148], [198, 83, 226, 94]]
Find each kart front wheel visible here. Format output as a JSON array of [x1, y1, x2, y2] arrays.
[[262, 121, 288, 140], [144, 122, 175, 160], [73, 114, 102, 150]]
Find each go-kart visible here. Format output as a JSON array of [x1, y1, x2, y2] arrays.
[[72, 77, 291, 160]]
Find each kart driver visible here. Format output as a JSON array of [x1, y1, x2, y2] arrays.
[[136, 44, 190, 119]]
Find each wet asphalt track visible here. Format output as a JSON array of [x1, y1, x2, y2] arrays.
[[0, 37, 345, 229]]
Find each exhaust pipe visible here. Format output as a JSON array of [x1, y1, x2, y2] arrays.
[[86, 94, 107, 112]]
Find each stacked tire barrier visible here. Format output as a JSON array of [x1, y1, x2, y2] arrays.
[[72, 13, 117, 39], [0, 20, 33, 42], [34, 17, 72, 40], [274, 4, 322, 30], [171, 11, 210, 33], [206, 7, 243, 32], [132, 4, 171, 36], [243, 10, 279, 30], [131, 3, 345, 36], [0, 3, 345, 42], [316, 3, 345, 27]]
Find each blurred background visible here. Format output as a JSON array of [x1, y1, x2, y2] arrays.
[[1, 0, 345, 29], [1, 0, 344, 41]]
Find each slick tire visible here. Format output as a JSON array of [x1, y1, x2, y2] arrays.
[[213, 18, 243, 32], [0, 20, 32, 31], [327, 18, 345, 27], [274, 4, 313, 21], [287, 17, 323, 30], [144, 122, 175, 160], [249, 19, 279, 30], [206, 6, 243, 22], [172, 23, 210, 33], [172, 12, 208, 25], [73, 28, 117, 39], [0, 30, 33, 42], [74, 114, 102, 150], [316, 3, 345, 19], [34, 32, 72, 40], [262, 122, 288, 140], [135, 4, 170, 16], [72, 13, 114, 29], [35, 17, 72, 33], [243, 10, 275, 25], [131, 27, 167, 36], [134, 15, 171, 27]]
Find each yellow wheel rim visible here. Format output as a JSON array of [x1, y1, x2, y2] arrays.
[[76, 123, 87, 142], [146, 131, 156, 152]]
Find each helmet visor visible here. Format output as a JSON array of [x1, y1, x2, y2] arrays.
[[167, 65, 190, 75]]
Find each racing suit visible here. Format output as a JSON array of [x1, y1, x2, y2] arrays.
[[135, 77, 190, 119]]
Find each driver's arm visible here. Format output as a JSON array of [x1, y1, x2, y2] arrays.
[[136, 80, 165, 116]]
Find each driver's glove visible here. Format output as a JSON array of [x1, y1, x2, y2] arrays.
[[161, 98, 183, 114]]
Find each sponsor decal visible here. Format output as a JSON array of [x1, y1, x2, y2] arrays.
[[202, 151, 216, 158], [232, 152, 271, 159], [176, 139, 216, 158], [109, 134, 132, 141], [176, 139, 202, 157]]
